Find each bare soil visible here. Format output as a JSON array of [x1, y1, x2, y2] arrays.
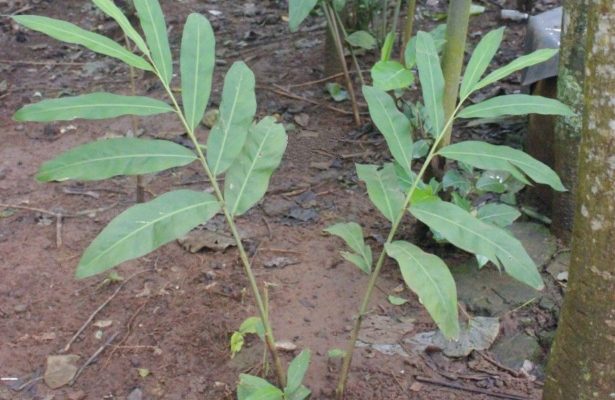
[[1, 1, 561, 399]]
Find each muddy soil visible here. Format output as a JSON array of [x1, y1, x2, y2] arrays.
[[1, 0, 562, 399]]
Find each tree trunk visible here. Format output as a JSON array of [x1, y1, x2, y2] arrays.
[[551, 0, 588, 242], [543, 1, 615, 398]]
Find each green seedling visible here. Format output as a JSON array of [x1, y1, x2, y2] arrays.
[[238, 350, 312, 400], [13, 0, 290, 390], [331, 28, 572, 398]]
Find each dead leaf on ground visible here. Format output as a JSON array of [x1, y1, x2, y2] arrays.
[[263, 257, 299, 269], [294, 113, 310, 128], [44, 354, 80, 389], [178, 230, 236, 253], [405, 316, 500, 357]]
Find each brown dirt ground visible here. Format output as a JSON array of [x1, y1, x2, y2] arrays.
[[1, 0, 560, 399]]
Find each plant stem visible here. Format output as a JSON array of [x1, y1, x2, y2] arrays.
[[401, 0, 417, 66], [390, 0, 403, 39], [125, 35, 145, 203], [439, 0, 471, 150], [332, 6, 365, 86], [381, 0, 388, 40], [150, 63, 287, 387], [335, 102, 464, 399], [323, 1, 362, 127]]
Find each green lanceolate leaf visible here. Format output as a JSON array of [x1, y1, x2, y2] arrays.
[[416, 31, 445, 137], [224, 117, 287, 216], [409, 198, 544, 289], [404, 24, 446, 68], [133, 0, 172, 85], [76, 190, 219, 278], [438, 141, 565, 191], [356, 163, 404, 222], [237, 374, 283, 400], [288, 0, 318, 32], [458, 94, 573, 119], [239, 316, 265, 339], [37, 138, 196, 182], [385, 241, 459, 338], [442, 170, 471, 196], [207, 61, 257, 176], [92, 0, 149, 55], [285, 350, 311, 396], [13, 92, 173, 122], [460, 28, 504, 99], [12, 15, 151, 71], [371, 60, 415, 91], [472, 48, 558, 92], [324, 222, 372, 273], [476, 203, 520, 227], [286, 386, 311, 400], [181, 13, 216, 132], [346, 30, 377, 50], [362, 86, 413, 172], [380, 32, 395, 62]]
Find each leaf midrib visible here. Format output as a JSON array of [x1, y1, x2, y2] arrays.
[[230, 124, 274, 215], [372, 92, 412, 172], [26, 102, 171, 114], [438, 149, 542, 177], [142, 0, 169, 82], [391, 244, 452, 318], [212, 68, 246, 174], [81, 199, 217, 269], [412, 205, 533, 275], [21, 16, 144, 65], [417, 38, 442, 134], [42, 153, 196, 176]]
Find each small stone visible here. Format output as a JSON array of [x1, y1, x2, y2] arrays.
[[275, 341, 297, 352], [243, 3, 257, 16], [262, 197, 295, 217], [67, 389, 86, 400], [13, 304, 28, 313], [492, 333, 541, 369], [294, 113, 310, 128], [127, 388, 143, 400], [44, 354, 80, 389]]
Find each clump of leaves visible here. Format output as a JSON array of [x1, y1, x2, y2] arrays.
[[12, 0, 295, 393], [331, 27, 572, 397]]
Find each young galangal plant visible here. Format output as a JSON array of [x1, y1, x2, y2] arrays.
[[12, 1, 310, 397], [329, 28, 572, 398]]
